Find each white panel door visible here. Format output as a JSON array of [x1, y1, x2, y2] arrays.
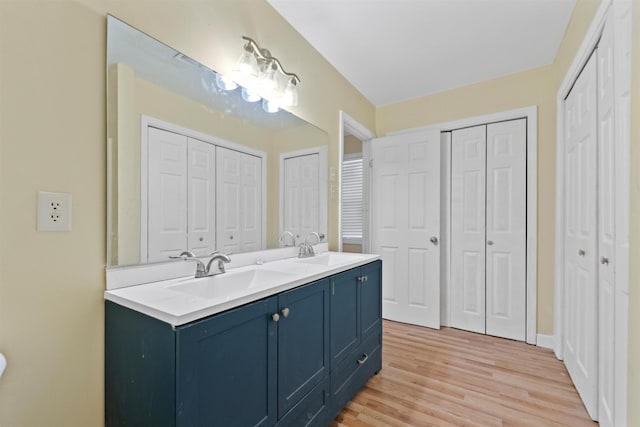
[[564, 51, 598, 419], [597, 16, 615, 426], [451, 125, 486, 334], [187, 138, 216, 256], [485, 119, 527, 341], [283, 154, 320, 245], [147, 127, 188, 262], [371, 129, 440, 329], [216, 146, 263, 253]]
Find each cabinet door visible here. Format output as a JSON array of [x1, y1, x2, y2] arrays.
[[176, 297, 278, 427], [361, 261, 382, 338], [330, 268, 361, 368], [277, 279, 330, 418]]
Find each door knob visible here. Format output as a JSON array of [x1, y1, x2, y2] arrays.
[[600, 256, 610, 265], [578, 249, 586, 256], [281, 308, 290, 318], [487, 240, 494, 246], [430, 236, 438, 245]]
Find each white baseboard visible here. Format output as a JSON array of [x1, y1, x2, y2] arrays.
[[536, 334, 554, 349]]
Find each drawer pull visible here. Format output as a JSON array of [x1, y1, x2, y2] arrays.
[[357, 353, 369, 365]]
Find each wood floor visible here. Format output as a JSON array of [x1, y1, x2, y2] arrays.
[[332, 320, 596, 427]]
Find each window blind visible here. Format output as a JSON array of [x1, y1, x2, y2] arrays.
[[341, 156, 363, 243]]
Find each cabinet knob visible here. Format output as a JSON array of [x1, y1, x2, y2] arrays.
[[601, 256, 610, 265], [229, 235, 234, 240], [272, 313, 280, 322], [199, 237, 204, 242], [578, 249, 586, 257], [487, 240, 494, 246], [281, 308, 290, 318]]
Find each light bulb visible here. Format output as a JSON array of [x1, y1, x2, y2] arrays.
[[241, 87, 261, 103], [215, 73, 238, 91]]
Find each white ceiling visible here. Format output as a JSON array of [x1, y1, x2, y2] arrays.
[[267, 0, 576, 107]]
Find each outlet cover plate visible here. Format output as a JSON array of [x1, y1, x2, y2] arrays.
[[37, 191, 72, 232]]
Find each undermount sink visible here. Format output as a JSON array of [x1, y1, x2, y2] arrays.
[[297, 252, 367, 267], [167, 268, 298, 300]]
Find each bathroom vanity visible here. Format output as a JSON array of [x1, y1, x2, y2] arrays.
[[105, 253, 381, 426]]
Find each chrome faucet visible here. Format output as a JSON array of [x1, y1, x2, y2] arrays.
[[279, 231, 296, 247], [298, 232, 322, 258], [206, 252, 232, 276]]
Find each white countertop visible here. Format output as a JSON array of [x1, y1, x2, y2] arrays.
[[104, 252, 380, 327]]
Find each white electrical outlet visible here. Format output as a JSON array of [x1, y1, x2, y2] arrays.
[[37, 191, 72, 232]]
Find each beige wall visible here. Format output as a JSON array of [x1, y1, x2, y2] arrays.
[[0, 1, 374, 426], [344, 134, 363, 156], [376, 0, 601, 337]]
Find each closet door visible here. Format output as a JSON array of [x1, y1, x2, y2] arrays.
[[147, 127, 188, 262], [597, 13, 615, 425], [563, 51, 598, 419], [451, 125, 486, 334], [187, 138, 216, 256], [216, 147, 263, 253], [485, 119, 527, 341]]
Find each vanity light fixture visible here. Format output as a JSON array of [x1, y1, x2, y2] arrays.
[[228, 35, 300, 112]]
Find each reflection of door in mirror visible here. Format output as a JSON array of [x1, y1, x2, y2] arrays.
[[216, 147, 263, 254], [280, 147, 328, 247], [143, 121, 264, 262]]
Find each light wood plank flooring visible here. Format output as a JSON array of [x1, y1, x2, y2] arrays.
[[332, 320, 596, 426]]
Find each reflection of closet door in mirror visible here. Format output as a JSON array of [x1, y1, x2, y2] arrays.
[[147, 128, 188, 263], [216, 147, 263, 253], [187, 138, 216, 256], [283, 154, 320, 244]]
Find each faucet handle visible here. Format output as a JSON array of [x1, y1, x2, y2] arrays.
[[170, 250, 196, 259]]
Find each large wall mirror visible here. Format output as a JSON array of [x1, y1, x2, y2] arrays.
[[107, 16, 329, 267]]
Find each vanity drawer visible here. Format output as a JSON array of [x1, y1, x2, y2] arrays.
[[277, 377, 330, 427], [331, 328, 381, 411]]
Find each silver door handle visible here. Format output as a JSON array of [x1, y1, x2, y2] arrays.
[[578, 249, 586, 256], [430, 236, 438, 245], [281, 308, 290, 318], [487, 240, 494, 246], [600, 256, 609, 265]]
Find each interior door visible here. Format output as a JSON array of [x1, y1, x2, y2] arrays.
[[216, 146, 263, 253], [283, 154, 320, 245], [597, 15, 615, 426], [450, 125, 486, 334], [187, 138, 216, 256], [147, 127, 188, 262], [371, 129, 440, 329], [485, 119, 527, 341], [564, 51, 598, 419]]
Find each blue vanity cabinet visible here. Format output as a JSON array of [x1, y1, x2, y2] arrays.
[[276, 279, 331, 426], [176, 297, 279, 427], [105, 260, 381, 427], [330, 260, 382, 417]]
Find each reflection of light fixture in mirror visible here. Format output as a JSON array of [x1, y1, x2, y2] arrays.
[[262, 98, 280, 113], [241, 87, 261, 103], [234, 36, 300, 108], [215, 73, 238, 91]]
